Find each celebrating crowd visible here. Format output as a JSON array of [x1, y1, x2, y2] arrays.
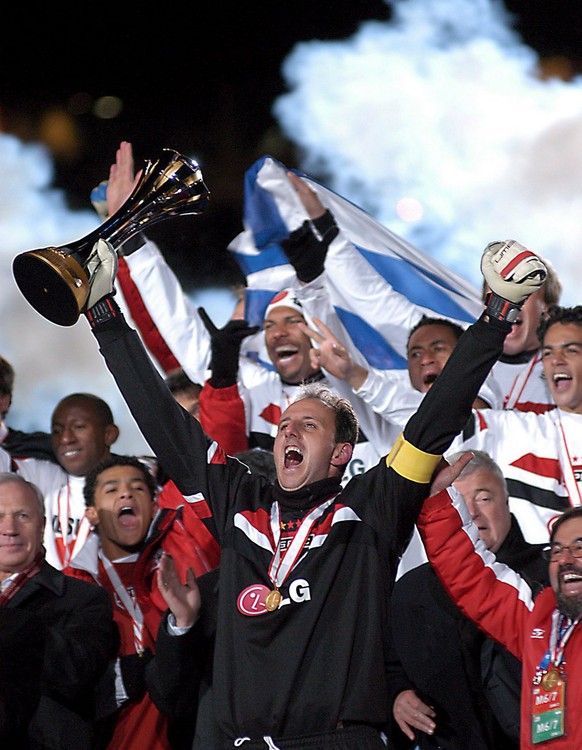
[[1, 141, 581, 750]]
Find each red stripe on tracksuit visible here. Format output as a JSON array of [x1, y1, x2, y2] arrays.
[[117, 257, 180, 373]]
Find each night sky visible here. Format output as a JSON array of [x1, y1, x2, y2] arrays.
[[1, 0, 581, 291]]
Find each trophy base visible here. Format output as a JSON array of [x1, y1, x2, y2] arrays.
[[12, 248, 89, 327]]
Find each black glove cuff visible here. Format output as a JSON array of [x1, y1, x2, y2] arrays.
[[208, 372, 237, 388], [281, 213, 337, 283], [85, 295, 120, 330], [208, 337, 243, 386], [484, 292, 522, 324]]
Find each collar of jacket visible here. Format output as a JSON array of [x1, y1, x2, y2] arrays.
[[271, 476, 342, 512]]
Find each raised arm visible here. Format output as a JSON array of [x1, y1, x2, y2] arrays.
[[400, 240, 547, 457], [95, 140, 214, 384], [85, 295, 215, 498]]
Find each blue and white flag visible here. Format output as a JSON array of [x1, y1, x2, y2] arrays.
[[228, 155, 483, 371]]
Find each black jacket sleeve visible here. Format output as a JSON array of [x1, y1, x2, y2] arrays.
[[146, 613, 208, 719], [91, 307, 212, 497]]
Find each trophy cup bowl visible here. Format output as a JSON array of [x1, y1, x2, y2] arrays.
[[12, 149, 210, 326]]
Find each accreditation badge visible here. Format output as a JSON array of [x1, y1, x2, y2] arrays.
[[531, 669, 566, 744]]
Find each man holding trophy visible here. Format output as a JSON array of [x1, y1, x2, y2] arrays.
[[12, 151, 548, 749]]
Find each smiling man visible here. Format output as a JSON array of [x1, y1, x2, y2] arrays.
[[549, 512, 582, 621], [419, 472, 582, 749], [0, 472, 115, 749], [263, 292, 320, 385], [541, 310, 582, 414], [45, 394, 120, 568], [10, 393, 121, 570], [455, 305, 582, 544], [387, 451, 548, 750]]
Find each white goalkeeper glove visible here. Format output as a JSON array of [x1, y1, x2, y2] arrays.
[[481, 240, 547, 322], [84, 239, 118, 310]]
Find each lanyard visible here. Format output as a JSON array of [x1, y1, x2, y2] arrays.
[[538, 609, 581, 672], [98, 551, 145, 654], [504, 352, 540, 409], [556, 411, 582, 507], [268, 497, 334, 589], [57, 480, 92, 566]]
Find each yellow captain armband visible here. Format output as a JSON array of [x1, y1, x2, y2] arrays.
[[385, 433, 441, 484]]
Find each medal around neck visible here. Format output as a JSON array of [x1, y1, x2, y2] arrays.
[[265, 588, 283, 612]]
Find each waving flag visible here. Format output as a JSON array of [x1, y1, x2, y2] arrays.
[[229, 155, 483, 371]]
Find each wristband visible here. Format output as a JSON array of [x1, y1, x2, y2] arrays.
[[484, 291, 522, 324], [85, 296, 119, 329]]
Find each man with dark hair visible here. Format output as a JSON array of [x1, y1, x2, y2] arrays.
[[407, 315, 465, 343], [408, 316, 473, 395], [65, 454, 210, 750], [537, 303, 582, 341], [64, 229, 545, 747], [456, 304, 582, 544], [419, 465, 582, 749], [16, 392, 122, 569]]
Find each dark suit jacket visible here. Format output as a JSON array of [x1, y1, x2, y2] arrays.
[[0, 608, 47, 746], [146, 569, 219, 750], [6, 564, 116, 749]]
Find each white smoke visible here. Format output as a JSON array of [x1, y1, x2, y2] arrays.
[[3, 0, 581, 446], [0, 134, 234, 452], [274, 0, 582, 304]]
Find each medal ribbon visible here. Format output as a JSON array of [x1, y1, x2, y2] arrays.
[[268, 497, 334, 589], [98, 551, 145, 654], [57, 482, 71, 565], [57, 481, 92, 566], [537, 609, 582, 674], [504, 352, 541, 409], [555, 411, 582, 507]]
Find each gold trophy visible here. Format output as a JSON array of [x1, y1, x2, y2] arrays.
[[12, 149, 209, 326]]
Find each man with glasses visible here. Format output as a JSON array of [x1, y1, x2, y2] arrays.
[[387, 451, 548, 749], [419, 470, 582, 749]]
